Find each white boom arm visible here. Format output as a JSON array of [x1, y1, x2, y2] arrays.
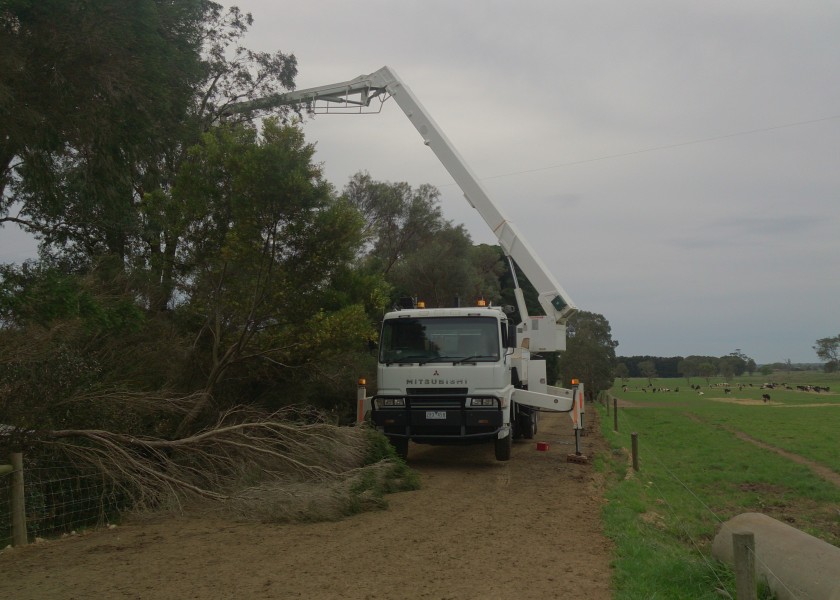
[[225, 66, 577, 333]]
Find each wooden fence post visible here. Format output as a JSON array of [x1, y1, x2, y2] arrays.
[[733, 531, 757, 600], [10, 452, 27, 547], [613, 397, 618, 432], [631, 432, 639, 471]]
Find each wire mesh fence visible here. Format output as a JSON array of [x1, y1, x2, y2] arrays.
[[1, 455, 128, 547]]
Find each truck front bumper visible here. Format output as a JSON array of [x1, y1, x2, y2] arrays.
[[371, 395, 503, 443]]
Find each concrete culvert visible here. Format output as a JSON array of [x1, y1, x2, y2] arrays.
[[712, 512, 840, 600]]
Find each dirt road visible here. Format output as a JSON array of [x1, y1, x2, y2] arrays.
[[0, 411, 613, 600]]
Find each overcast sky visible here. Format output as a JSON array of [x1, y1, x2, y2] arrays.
[[4, 1, 839, 364]]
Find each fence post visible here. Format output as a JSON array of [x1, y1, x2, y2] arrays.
[[631, 432, 639, 471], [606, 393, 610, 415], [10, 452, 27, 547], [733, 531, 757, 600], [613, 397, 618, 432]]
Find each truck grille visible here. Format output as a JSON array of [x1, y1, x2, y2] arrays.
[[405, 388, 466, 410]]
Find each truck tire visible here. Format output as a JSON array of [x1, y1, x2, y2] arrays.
[[390, 437, 409, 460], [494, 433, 512, 461]]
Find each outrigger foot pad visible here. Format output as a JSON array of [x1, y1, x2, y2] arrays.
[[566, 453, 589, 464]]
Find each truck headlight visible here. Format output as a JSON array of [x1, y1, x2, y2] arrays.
[[468, 398, 498, 407], [375, 398, 405, 408]]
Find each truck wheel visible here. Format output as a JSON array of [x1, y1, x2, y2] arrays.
[[390, 437, 409, 460], [494, 433, 512, 461]]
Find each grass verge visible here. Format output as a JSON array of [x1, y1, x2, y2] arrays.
[[599, 375, 840, 599]]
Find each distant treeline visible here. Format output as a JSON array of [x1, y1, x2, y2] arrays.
[[617, 356, 826, 380], [619, 356, 683, 378], [616, 353, 760, 379]]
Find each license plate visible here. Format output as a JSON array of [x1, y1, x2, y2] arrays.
[[426, 411, 446, 419]]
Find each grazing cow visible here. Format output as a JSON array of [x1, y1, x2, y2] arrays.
[[762, 393, 770, 403], [724, 388, 731, 394]]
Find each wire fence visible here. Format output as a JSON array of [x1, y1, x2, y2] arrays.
[[602, 392, 804, 600], [1, 455, 127, 548]]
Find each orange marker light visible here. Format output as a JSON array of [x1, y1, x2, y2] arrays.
[[477, 299, 486, 307], [358, 377, 367, 386], [417, 300, 426, 308]]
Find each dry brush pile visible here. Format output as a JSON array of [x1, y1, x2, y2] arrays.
[[42, 405, 417, 524]]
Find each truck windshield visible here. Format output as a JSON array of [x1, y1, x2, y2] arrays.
[[379, 316, 500, 364]]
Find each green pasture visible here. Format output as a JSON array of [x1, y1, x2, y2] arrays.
[[597, 374, 840, 599]]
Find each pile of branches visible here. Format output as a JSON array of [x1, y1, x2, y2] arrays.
[[39, 405, 401, 523]]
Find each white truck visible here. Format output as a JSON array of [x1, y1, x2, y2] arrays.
[[226, 66, 585, 461]]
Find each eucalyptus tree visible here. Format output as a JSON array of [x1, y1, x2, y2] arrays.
[[813, 334, 840, 372], [1, 0, 210, 256], [342, 172, 444, 276], [1, 2, 300, 311], [557, 311, 619, 398], [172, 121, 380, 433], [638, 360, 658, 386], [342, 173, 510, 310]]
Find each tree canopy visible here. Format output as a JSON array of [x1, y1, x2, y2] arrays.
[[557, 311, 618, 398], [814, 334, 840, 372]]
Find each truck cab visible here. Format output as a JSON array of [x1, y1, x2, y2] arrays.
[[371, 305, 520, 460]]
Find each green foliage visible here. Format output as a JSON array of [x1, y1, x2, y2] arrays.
[[557, 311, 618, 395], [342, 172, 444, 276], [0, 267, 191, 439], [0, 263, 145, 336], [388, 222, 480, 307], [614, 362, 630, 382], [630, 353, 759, 381], [166, 121, 384, 430], [1, 0, 211, 256], [497, 252, 542, 319], [813, 334, 840, 371], [638, 359, 657, 383], [342, 173, 505, 309], [361, 428, 421, 492], [2, 1, 299, 315]]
